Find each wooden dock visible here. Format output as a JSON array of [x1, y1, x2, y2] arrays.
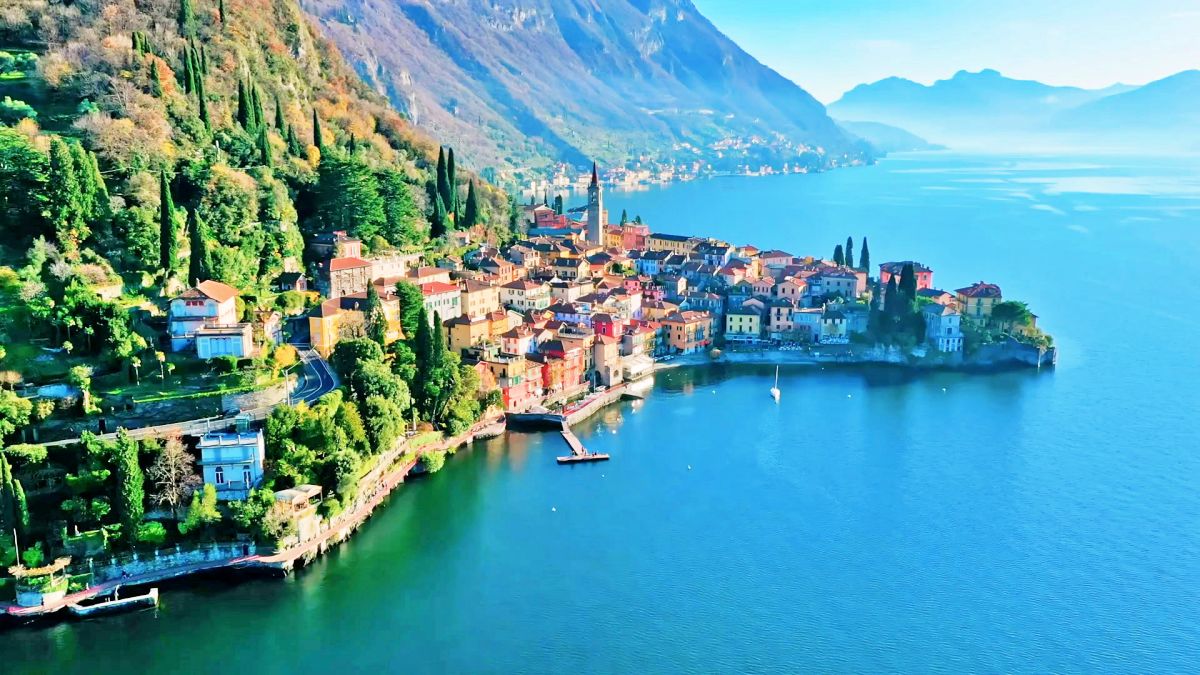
[[556, 425, 610, 464]]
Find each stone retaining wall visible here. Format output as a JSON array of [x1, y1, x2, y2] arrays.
[[81, 542, 259, 584]]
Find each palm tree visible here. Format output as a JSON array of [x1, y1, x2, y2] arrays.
[[130, 356, 142, 385], [155, 351, 167, 381]]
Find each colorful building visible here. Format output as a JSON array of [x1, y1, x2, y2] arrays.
[[956, 282, 1003, 319]]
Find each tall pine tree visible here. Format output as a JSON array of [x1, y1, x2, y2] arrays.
[[218, 0, 226, 24], [833, 244, 845, 267], [312, 108, 323, 150], [0, 453, 15, 537], [845, 236, 855, 269], [435, 146, 450, 215], [236, 79, 251, 129], [196, 70, 211, 130], [274, 96, 286, 132], [365, 283, 387, 346], [430, 193, 448, 239], [257, 124, 272, 166], [159, 171, 178, 277], [446, 147, 458, 214], [859, 237, 871, 273], [47, 138, 88, 256]]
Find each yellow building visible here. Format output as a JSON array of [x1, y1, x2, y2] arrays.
[[662, 310, 713, 354], [309, 299, 343, 358], [955, 282, 1003, 320], [461, 280, 501, 318], [648, 233, 699, 255], [725, 307, 762, 340], [444, 314, 491, 354]]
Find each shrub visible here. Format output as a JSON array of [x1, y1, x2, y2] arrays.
[[420, 450, 446, 474], [137, 521, 168, 546]]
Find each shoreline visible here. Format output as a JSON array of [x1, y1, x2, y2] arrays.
[[2, 344, 1052, 629]]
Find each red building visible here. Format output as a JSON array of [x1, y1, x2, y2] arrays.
[[592, 313, 626, 339], [879, 261, 934, 290]]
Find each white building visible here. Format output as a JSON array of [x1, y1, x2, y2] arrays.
[[197, 431, 265, 501], [169, 280, 242, 352], [922, 304, 964, 352]]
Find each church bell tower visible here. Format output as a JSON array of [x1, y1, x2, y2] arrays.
[[586, 162, 604, 245]]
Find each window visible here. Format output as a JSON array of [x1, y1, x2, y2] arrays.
[[243, 469, 252, 486], [215, 466, 225, 485]]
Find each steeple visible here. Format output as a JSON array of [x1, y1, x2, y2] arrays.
[[586, 161, 604, 245], [590, 162, 599, 187]]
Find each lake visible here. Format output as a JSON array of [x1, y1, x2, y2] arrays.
[[5, 152, 1200, 673]]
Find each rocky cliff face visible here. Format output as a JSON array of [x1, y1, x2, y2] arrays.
[[301, 0, 868, 172]]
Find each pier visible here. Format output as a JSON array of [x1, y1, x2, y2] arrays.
[[556, 423, 610, 464]]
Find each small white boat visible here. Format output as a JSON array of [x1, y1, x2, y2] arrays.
[[769, 366, 781, 402]]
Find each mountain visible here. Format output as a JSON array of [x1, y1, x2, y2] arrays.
[[1052, 70, 1200, 149], [837, 120, 943, 153], [300, 0, 870, 177], [828, 69, 1127, 148]]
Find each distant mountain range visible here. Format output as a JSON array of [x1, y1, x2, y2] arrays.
[[829, 69, 1199, 151], [300, 0, 870, 177], [836, 120, 943, 153]]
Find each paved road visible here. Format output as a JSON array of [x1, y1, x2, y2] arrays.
[[40, 348, 339, 447]]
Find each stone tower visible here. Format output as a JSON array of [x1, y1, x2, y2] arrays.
[[586, 162, 605, 245]]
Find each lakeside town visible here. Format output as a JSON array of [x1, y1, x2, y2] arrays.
[[0, 162, 1055, 623]]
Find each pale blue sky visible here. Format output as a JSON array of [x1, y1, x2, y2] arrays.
[[693, 0, 1200, 102]]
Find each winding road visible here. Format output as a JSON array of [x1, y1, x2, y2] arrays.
[[40, 348, 339, 447]]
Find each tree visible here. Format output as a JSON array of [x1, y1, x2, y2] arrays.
[[178, 484, 221, 536], [179, 0, 196, 37], [159, 171, 178, 277], [883, 275, 900, 318], [311, 108, 323, 150], [0, 452, 16, 535], [435, 147, 450, 218], [378, 169, 423, 247], [363, 395, 404, 454], [898, 262, 917, 306], [552, 194, 563, 216], [365, 283, 388, 346], [331, 338, 385, 381], [68, 365, 96, 414], [462, 180, 480, 230], [833, 244, 845, 267], [46, 138, 88, 256], [218, 0, 226, 23], [237, 79, 251, 130], [992, 301, 1034, 330], [113, 430, 145, 541], [274, 96, 286, 132], [845, 236, 855, 269], [447, 147, 458, 214], [316, 153, 386, 241], [13, 478, 28, 537], [149, 57, 164, 96], [859, 237, 871, 273], [0, 389, 33, 439], [130, 355, 142, 385], [620, 209, 628, 225], [147, 437, 201, 519], [394, 281, 425, 341], [257, 124, 272, 166], [196, 69, 210, 130], [430, 193, 448, 239], [187, 209, 211, 285]]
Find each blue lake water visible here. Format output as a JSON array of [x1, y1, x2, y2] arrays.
[[5, 152, 1200, 673]]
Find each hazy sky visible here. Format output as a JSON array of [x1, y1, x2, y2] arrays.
[[692, 0, 1200, 102]]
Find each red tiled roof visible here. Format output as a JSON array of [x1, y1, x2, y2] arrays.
[[956, 282, 1002, 298], [329, 257, 371, 272], [195, 279, 238, 303], [420, 282, 459, 296]]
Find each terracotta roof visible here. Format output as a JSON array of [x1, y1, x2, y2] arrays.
[[329, 257, 371, 272], [194, 280, 238, 303], [502, 279, 545, 291], [420, 281, 459, 296], [956, 282, 1003, 298], [880, 261, 932, 274]]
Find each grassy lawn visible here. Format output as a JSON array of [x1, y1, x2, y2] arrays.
[[96, 357, 283, 404]]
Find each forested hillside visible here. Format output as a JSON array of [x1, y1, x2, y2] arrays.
[[0, 0, 509, 378]]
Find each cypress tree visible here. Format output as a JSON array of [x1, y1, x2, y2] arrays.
[[366, 283, 387, 346], [833, 244, 845, 267], [188, 209, 211, 284], [181, 48, 196, 94], [196, 71, 211, 130], [159, 171, 178, 276], [150, 58, 164, 96], [446, 147, 458, 213], [199, 44, 208, 75], [251, 85, 264, 132], [845, 236, 855, 269], [70, 142, 107, 226], [899, 262, 917, 305], [884, 276, 899, 318], [0, 453, 15, 536], [274, 96, 286, 132], [435, 147, 449, 213], [312, 108, 323, 149], [347, 134, 356, 155], [257, 124, 272, 166], [114, 430, 145, 543], [219, 0, 227, 24], [132, 31, 142, 53], [463, 180, 479, 230], [552, 194, 563, 215], [859, 237, 871, 273], [179, 0, 195, 37], [620, 209, 628, 225], [430, 193, 448, 239], [13, 479, 28, 538], [287, 124, 302, 155], [236, 79, 250, 129]]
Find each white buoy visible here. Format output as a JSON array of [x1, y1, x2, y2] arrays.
[[847, 394, 852, 398], [942, 387, 947, 392], [551, 507, 557, 512], [687, 465, 692, 470]]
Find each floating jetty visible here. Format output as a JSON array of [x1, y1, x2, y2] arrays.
[[556, 424, 610, 464], [67, 587, 159, 618]]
